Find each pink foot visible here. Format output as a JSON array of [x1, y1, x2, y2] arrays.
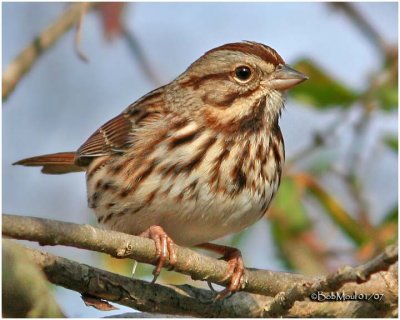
[[140, 225, 177, 283]]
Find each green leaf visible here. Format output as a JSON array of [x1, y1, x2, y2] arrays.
[[380, 205, 398, 226], [377, 85, 398, 112], [290, 58, 359, 109], [269, 177, 328, 274], [271, 177, 311, 240], [384, 135, 398, 152], [305, 179, 371, 246]]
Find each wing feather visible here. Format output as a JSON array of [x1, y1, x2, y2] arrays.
[[76, 87, 166, 165], [77, 113, 133, 161]]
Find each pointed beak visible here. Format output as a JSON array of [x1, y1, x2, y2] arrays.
[[269, 64, 308, 91]]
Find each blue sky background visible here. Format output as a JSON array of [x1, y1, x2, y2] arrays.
[[3, 2, 398, 317]]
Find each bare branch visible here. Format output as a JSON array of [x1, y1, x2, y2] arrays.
[[2, 3, 97, 101], [264, 243, 398, 316], [74, 2, 91, 63], [2, 213, 312, 297], [330, 3, 389, 58], [122, 27, 164, 86], [14, 242, 398, 317]]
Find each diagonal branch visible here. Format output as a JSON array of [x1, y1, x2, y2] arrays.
[[2, 3, 97, 101], [264, 243, 398, 316], [329, 3, 389, 58]]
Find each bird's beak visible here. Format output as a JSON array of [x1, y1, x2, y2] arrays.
[[269, 64, 308, 91]]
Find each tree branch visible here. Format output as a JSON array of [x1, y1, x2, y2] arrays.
[[264, 243, 398, 316], [16, 242, 398, 317], [2, 213, 313, 297], [2, 3, 97, 101], [330, 3, 389, 58]]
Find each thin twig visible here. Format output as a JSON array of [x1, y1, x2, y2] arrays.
[[74, 2, 90, 63], [263, 243, 398, 317], [122, 27, 164, 86], [287, 109, 351, 166], [330, 3, 389, 58], [2, 3, 97, 101]]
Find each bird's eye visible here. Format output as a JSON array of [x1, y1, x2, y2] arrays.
[[234, 66, 252, 82]]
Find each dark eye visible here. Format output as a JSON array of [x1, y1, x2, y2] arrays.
[[234, 66, 252, 82]]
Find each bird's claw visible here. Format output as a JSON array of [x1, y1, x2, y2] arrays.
[[139, 225, 177, 283]]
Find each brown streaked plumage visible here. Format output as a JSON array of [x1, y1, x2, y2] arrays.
[[13, 41, 308, 299]]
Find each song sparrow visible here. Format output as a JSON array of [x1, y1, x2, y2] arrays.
[[14, 41, 307, 298]]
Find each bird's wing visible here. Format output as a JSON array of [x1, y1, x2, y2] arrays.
[[76, 88, 166, 165]]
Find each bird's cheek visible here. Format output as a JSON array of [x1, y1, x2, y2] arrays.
[[201, 91, 238, 109]]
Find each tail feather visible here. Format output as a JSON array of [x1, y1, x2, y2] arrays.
[[13, 152, 85, 174]]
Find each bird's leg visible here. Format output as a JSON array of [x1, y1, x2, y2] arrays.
[[139, 225, 177, 283], [196, 242, 246, 300]]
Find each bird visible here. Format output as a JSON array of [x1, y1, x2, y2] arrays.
[[14, 41, 308, 299]]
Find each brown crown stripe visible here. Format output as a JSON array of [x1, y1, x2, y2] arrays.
[[205, 42, 284, 66], [169, 127, 204, 149], [181, 136, 218, 173]]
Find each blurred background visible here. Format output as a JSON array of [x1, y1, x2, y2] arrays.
[[3, 2, 398, 317]]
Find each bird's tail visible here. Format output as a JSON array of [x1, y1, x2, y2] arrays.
[[13, 152, 85, 174]]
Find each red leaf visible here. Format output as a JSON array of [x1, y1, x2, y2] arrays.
[[99, 3, 126, 41]]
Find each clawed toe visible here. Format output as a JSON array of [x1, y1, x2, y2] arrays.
[[196, 243, 247, 300], [139, 225, 177, 283], [214, 251, 246, 300]]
